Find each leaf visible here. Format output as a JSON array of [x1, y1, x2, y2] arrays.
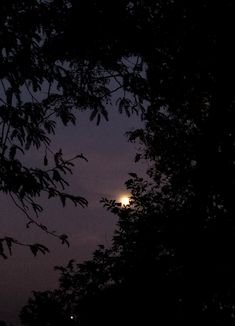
[[60, 194, 66, 207], [129, 172, 138, 178], [26, 221, 33, 229], [53, 170, 61, 182], [60, 234, 70, 247], [135, 153, 142, 162], [54, 149, 63, 166], [30, 245, 39, 256], [44, 120, 56, 134], [4, 237, 14, 255], [31, 202, 43, 214], [89, 109, 98, 121], [0, 240, 7, 259], [30, 244, 49, 256], [44, 155, 48, 166], [101, 108, 109, 121], [96, 114, 101, 126], [37, 244, 50, 255], [76, 153, 88, 162]]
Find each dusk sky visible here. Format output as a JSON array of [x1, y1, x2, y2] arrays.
[[0, 108, 146, 325], [0, 1, 222, 324]]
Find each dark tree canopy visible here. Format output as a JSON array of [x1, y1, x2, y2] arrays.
[[19, 0, 235, 324], [0, 0, 235, 323]]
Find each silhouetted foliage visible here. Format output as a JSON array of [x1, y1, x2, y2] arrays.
[[20, 171, 235, 325], [20, 290, 77, 326], [0, 321, 6, 326], [0, 0, 146, 257], [10, 0, 235, 323]]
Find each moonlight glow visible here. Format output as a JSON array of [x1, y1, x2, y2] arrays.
[[120, 196, 130, 206]]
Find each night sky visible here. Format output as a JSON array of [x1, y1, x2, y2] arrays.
[[0, 0, 225, 324], [0, 109, 146, 325]]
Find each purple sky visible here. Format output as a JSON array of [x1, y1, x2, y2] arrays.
[[0, 109, 147, 325]]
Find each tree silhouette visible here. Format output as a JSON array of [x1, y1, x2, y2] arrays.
[[20, 170, 235, 325], [20, 290, 77, 326], [0, 0, 146, 257], [20, 174, 181, 324], [127, 1, 234, 322], [19, 0, 235, 323]]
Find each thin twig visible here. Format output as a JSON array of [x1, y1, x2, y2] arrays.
[[10, 193, 60, 239]]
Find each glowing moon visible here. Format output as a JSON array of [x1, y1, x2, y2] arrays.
[[120, 196, 130, 206]]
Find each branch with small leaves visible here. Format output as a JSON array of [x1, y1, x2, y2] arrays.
[[0, 237, 50, 259]]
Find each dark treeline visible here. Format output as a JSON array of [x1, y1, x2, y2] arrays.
[[1, 0, 234, 325]]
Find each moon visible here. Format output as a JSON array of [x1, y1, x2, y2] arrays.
[[120, 196, 130, 206]]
